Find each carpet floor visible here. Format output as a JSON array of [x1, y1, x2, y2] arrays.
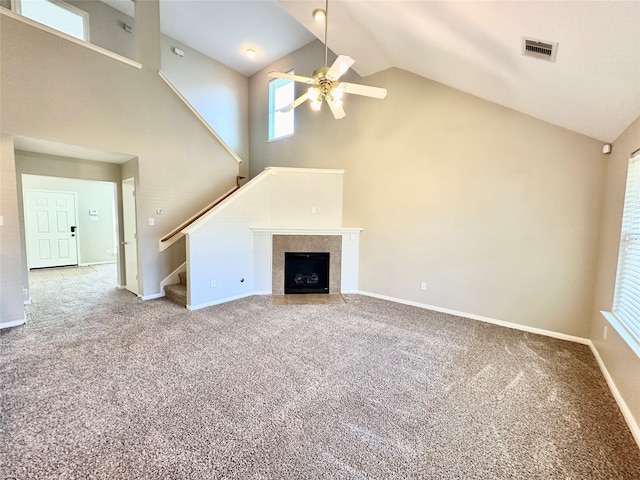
[[1, 264, 639, 479]]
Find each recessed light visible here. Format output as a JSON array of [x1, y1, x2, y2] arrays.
[[312, 8, 326, 22], [245, 48, 256, 59]]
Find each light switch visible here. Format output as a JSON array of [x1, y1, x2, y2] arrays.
[[148, 218, 155, 226], [0, 216, 3, 227]]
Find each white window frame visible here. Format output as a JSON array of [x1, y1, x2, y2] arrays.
[[12, 0, 90, 42], [268, 71, 295, 141], [604, 150, 640, 358]]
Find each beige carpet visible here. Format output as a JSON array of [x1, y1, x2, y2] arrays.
[[1, 264, 639, 479]]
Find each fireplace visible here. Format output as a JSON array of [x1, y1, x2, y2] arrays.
[[271, 235, 342, 295], [284, 252, 330, 294]]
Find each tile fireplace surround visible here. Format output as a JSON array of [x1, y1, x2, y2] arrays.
[[272, 235, 342, 295]]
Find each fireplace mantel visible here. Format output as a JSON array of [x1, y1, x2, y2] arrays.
[[250, 227, 363, 235]]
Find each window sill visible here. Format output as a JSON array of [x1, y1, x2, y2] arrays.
[[600, 311, 640, 359], [268, 133, 294, 143]]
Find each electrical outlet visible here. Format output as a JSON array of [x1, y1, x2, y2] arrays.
[[420, 282, 427, 291], [603, 325, 608, 340], [311, 207, 318, 215], [210, 280, 216, 288]]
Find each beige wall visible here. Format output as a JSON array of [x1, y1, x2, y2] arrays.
[[1, 6, 239, 298], [67, 0, 137, 60], [249, 41, 606, 338], [590, 116, 640, 433], [160, 35, 249, 176], [0, 134, 25, 326]]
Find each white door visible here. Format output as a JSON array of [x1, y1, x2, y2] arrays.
[[24, 189, 78, 269], [122, 178, 139, 295]]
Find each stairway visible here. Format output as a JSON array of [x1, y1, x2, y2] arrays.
[[164, 272, 187, 307]]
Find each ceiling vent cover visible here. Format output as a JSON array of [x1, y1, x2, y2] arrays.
[[522, 38, 558, 62]]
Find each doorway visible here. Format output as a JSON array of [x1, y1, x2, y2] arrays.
[[122, 177, 139, 295]]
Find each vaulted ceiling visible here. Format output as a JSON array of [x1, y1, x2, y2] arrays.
[[108, 1, 640, 142]]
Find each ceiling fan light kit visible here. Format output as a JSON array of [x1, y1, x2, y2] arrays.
[[268, 0, 387, 120], [312, 8, 326, 22]]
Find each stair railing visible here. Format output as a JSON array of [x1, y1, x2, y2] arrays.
[[160, 175, 245, 245]]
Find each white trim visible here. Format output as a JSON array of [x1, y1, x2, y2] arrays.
[[141, 292, 164, 301], [0, 318, 27, 329], [0, 7, 142, 69], [264, 166, 345, 175], [183, 168, 345, 236], [160, 262, 186, 294], [78, 261, 117, 266], [250, 226, 363, 235], [357, 290, 590, 344], [188, 291, 255, 311], [601, 311, 640, 358], [589, 342, 640, 448], [354, 292, 640, 447], [182, 168, 272, 234], [159, 233, 183, 252], [268, 73, 295, 141], [158, 71, 242, 164], [158, 186, 237, 252], [12, 0, 90, 42]]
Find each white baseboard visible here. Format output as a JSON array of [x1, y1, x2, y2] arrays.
[[357, 291, 589, 344], [188, 291, 255, 311], [589, 342, 640, 448], [0, 318, 27, 330], [253, 290, 272, 296], [358, 290, 639, 448], [79, 261, 117, 266], [141, 292, 164, 301]]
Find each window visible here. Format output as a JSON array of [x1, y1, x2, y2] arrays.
[[13, 0, 89, 41], [268, 72, 295, 141], [610, 150, 640, 356]]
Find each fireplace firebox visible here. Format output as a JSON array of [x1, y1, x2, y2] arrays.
[[284, 252, 330, 294]]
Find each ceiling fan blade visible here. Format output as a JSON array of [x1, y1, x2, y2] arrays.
[[280, 92, 309, 113], [326, 55, 355, 80], [328, 101, 346, 120], [267, 71, 314, 84], [343, 82, 388, 99]]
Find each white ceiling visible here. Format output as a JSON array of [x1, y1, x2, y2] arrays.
[[158, 0, 315, 77], [109, 1, 639, 142], [280, 0, 640, 142]]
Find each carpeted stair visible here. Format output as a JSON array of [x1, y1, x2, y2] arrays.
[[164, 271, 187, 307]]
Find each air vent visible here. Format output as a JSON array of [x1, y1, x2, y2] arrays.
[[522, 37, 558, 62]]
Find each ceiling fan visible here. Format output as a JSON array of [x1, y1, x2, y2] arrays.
[[267, 0, 387, 120]]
